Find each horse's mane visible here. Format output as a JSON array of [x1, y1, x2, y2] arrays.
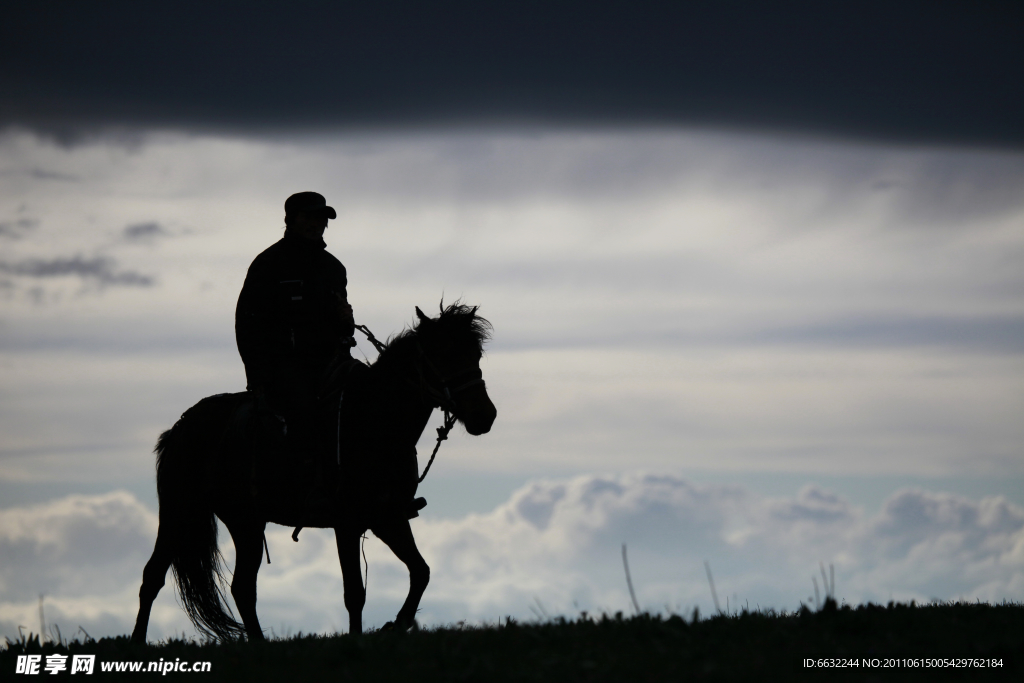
[[374, 301, 491, 368]]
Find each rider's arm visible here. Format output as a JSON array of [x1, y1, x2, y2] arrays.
[[235, 258, 280, 390], [325, 256, 355, 342]]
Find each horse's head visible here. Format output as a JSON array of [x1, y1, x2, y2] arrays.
[[412, 302, 497, 435]]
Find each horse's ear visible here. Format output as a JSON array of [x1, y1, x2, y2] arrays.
[[415, 306, 430, 324]]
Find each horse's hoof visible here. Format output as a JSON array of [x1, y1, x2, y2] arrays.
[[379, 619, 417, 633]]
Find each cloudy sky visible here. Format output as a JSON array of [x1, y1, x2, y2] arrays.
[[1, 2, 1022, 640]]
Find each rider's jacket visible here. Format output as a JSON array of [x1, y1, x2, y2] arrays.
[[235, 229, 354, 395]]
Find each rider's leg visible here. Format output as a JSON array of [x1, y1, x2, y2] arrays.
[[264, 363, 341, 516]]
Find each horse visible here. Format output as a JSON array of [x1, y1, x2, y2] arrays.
[[130, 302, 496, 642]]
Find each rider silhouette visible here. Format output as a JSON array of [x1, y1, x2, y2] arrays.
[[235, 192, 355, 487]]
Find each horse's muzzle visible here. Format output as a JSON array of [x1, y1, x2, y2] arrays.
[[461, 389, 497, 435]]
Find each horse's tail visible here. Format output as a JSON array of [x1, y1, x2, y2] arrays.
[[155, 395, 246, 641]]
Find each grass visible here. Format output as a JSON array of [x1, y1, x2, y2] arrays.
[[2, 601, 1021, 681]]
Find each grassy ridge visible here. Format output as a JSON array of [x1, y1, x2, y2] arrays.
[[3, 601, 1020, 681]]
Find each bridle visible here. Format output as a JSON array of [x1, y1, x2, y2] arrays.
[[412, 341, 484, 411], [355, 323, 486, 482]]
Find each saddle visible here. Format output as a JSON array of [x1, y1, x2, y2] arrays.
[[227, 359, 368, 517], [223, 358, 425, 525]]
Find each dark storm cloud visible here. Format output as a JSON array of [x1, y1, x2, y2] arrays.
[[0, 256, 154, 287], [29, 169, 80, 182], [2, 1, 1021, 146], [0, 218, 38, 239], [0, 168, 79, 181], [122, 222, 168, 241]]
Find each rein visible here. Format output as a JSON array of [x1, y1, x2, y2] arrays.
[[419, 410, 456, 483], [354, 323, 386, 355]]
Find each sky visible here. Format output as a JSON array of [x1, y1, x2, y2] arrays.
[[1, 1, 1022, 641]]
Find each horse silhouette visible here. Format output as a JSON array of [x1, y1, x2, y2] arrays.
[[131, 303, 496, 641]]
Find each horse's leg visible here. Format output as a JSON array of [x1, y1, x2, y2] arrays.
[[370, 518, 429, 631], [335, 529, 366, 635], [224, 518, 267, 641], [131, 527, 174, 643]]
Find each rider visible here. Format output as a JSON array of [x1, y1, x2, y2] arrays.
[[235, 191, 356, 490]]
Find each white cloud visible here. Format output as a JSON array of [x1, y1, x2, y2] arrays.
[[2, 478, 1021, 641], [0, 491, 187, 640]]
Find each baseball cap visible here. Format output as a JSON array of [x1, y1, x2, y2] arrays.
[[284, 191, 337, 219]]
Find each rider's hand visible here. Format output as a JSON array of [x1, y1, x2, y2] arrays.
[[333, 292, 354, 325]]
